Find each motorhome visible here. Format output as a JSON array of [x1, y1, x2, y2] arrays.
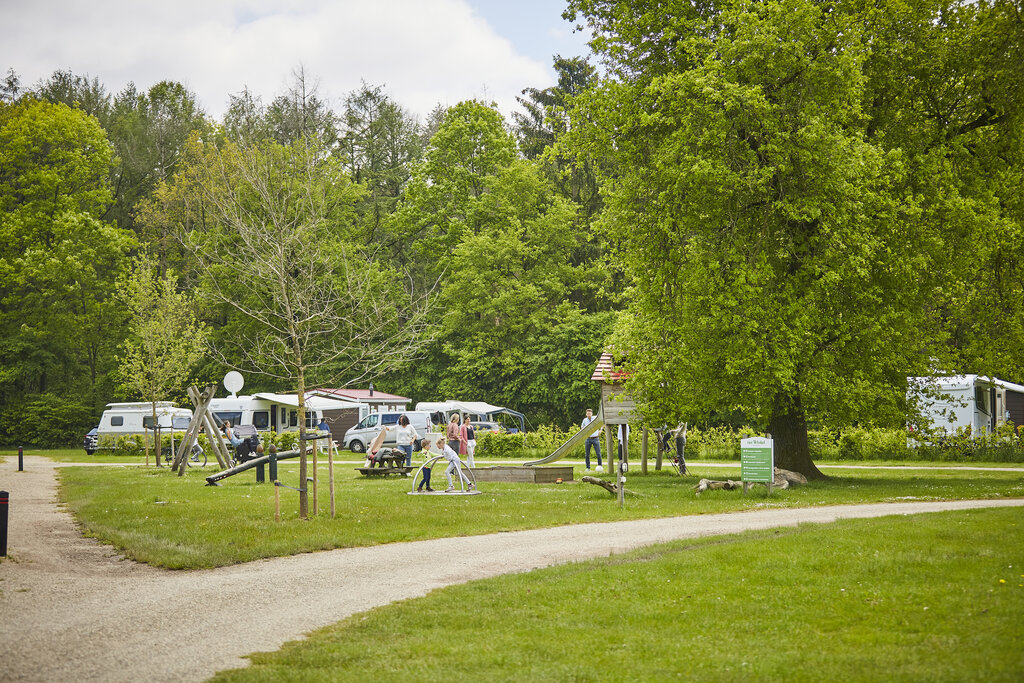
[[86, 402, 194, 453], [908, 375, 1024, 437], [206, 392, 367, 434], [342, 411, 434, 453]]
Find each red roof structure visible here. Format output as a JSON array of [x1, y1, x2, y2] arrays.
[[591, 352, 629, 383]]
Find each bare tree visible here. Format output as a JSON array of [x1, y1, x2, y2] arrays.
[[177, 135, 435, 517]]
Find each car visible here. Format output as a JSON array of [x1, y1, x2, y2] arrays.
[[469, 421, 504, 434], [84, 426, 98, 455]]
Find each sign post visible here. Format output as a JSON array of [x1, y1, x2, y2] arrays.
[[741, 437, 774, 496]]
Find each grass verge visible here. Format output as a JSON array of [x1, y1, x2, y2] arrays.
[[211, 507, 1024, 682], [53, 458, 1024, 569]]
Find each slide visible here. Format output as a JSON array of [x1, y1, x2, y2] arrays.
[[524, 409, 605, 467]]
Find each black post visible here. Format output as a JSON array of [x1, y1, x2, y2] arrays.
[[256, 462, 265, 483], [1, 490, 8, 556], [268, 445, 278, 482], [18, 446, 23, 471]]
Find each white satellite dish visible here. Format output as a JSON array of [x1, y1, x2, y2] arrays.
[[223, 371, 244, 397]]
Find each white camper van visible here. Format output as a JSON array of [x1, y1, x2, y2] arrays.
[[343, 411, 434, 453], [85, 402, 193, 453], [207, 392, 367, 434]]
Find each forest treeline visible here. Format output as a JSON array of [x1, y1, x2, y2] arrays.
[[2, 0, 1021, 475], [0, 57, 614, 445]]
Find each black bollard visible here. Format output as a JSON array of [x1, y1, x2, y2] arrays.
[[18, 446, 23, 471], [256, 462, 265, 483], [268, 446, 278, 483], [1, 490, 8, 556]]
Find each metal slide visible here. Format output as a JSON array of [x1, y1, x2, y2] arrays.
[[523, 409, 605, 467]]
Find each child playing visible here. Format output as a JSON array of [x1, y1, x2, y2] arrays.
[[438, 435, 474, 493]]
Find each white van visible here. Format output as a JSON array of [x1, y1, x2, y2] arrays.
[[343, 411, 434, 453], [86, 402, 194, 453]]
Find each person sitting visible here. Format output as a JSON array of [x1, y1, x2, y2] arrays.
[[223, 420, 243, 447]]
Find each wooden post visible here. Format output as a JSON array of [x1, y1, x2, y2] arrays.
[[655, 429, 664, 471], [188, 385, 230, 469], [328, 437, 336, 519], [155, 426, 162, 467], [604, 425, 615, 475], [312, 439, 319, 515], [641, 428, 649, 475], [274, 482, 280, 522]]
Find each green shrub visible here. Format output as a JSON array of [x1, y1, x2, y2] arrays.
[[476, 432, 524, 458]]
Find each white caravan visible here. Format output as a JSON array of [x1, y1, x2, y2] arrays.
[[207, 392, 366, 433], [908, 375, 1024, 437], [96, 402, 193, 435]]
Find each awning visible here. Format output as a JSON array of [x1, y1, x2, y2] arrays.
[[253, 393, 363, 411], [415, 400, 526, 432]]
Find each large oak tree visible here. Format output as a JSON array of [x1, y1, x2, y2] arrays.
[[564, 0, 1023, 477]]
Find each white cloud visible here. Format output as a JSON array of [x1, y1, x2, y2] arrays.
[[0, 0, 553, 122]]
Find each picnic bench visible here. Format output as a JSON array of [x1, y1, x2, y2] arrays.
[[357, 466, 413, 478]]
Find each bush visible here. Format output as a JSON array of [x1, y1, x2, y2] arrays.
[[476, 431, 524, 458], [0, 394, 96, 447]]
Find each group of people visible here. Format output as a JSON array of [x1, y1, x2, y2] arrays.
[[370, 412, 476, 493]]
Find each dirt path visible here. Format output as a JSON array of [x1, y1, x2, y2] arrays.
[[2, 456, 1022, 682]]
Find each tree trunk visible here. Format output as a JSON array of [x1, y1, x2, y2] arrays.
[[297, 366, 308, 519], [768, 392, 826, 480]]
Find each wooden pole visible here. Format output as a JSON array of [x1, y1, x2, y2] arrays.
[[274, 482, 280, 522], [655, 429, 664, 471], [188, 385, 230, 469], [312, 438, 319, 515], [604, 425, 615, 475], [641, 428, 649, 474], [328, 437, 336, 519]]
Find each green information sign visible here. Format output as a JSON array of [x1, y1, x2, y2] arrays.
[[741, 437, 774, 484]]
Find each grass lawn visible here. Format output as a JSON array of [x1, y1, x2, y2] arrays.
[[47, 452, 1024, 569], [209, 507, 1024, 682]]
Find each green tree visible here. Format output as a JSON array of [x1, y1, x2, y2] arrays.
[[855, 0, 1024, 381], [117, 253, 208, 467], [389, 102, 612, 425], [564, 0, 983, 477], [0, 99, 134, 409], [338, 82, 423, 241]]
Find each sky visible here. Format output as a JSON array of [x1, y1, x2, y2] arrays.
[[0, 0, 593, 123]]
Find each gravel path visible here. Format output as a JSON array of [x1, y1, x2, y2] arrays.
[[2, 456, 1022, 682]]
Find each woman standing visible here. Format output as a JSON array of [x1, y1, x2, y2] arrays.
[[461, 416, 476, 467], [387, 414, 421, 468], [446, 413, 462, 458]]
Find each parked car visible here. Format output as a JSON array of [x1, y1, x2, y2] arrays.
[[470, 421, 504, 434], [84, 427, 98, 455], [343, 411, 433, 453]]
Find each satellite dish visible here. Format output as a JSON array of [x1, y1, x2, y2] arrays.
[[223, 371, 244, 397]]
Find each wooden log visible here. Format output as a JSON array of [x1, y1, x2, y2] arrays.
[[694, 468, 807, 495], [581, 475, 639, 497], [694, 478, 743, 494]]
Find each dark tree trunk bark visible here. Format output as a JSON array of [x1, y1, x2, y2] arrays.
[[768, 392, 826, 480]]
